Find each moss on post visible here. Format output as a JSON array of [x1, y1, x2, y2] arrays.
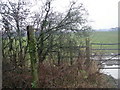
[[27, 26, 38, 88], [85, 37, 90, 68]]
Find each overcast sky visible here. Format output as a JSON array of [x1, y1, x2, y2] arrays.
[[52, 0, 119, 29], [1, 0, 119, 30]]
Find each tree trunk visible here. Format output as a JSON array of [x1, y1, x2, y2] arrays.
[[27, 26, 38, 88]]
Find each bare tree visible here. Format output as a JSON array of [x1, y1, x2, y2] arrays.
[[30, 0, 92, 64], [1, 0, 92, 88], [0, 0, 30, 68]]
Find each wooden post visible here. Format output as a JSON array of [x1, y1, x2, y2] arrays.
[[0, 31, 2, 90], [85, 37, 90, 67], [58, 52, 61, 66], [69, 41, 73, 65], [27, 26, 38, 88], [58, 32, 62, 65], [70, 52, 73, 65]]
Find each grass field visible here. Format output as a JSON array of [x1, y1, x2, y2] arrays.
[[90, 30, 119, 53], [91, 30, 118, 43]]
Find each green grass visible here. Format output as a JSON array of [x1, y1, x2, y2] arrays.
[[91, 31, 118, 43], [90, 30, 118, 53]]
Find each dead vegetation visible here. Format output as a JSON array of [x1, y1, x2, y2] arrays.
[[3, 58, 117, 88]]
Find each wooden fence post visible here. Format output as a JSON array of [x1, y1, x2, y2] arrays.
[[69, 41, 73, 65], [0, 30, 2, 90], [57, 51, 61, 65], [27, 26, 38, 88], [70, 50, 73, 65], [85, 37, 90, 67]]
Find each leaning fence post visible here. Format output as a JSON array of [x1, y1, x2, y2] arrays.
[[27, 26, 38, 88], [85, 37, 90, 67]]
